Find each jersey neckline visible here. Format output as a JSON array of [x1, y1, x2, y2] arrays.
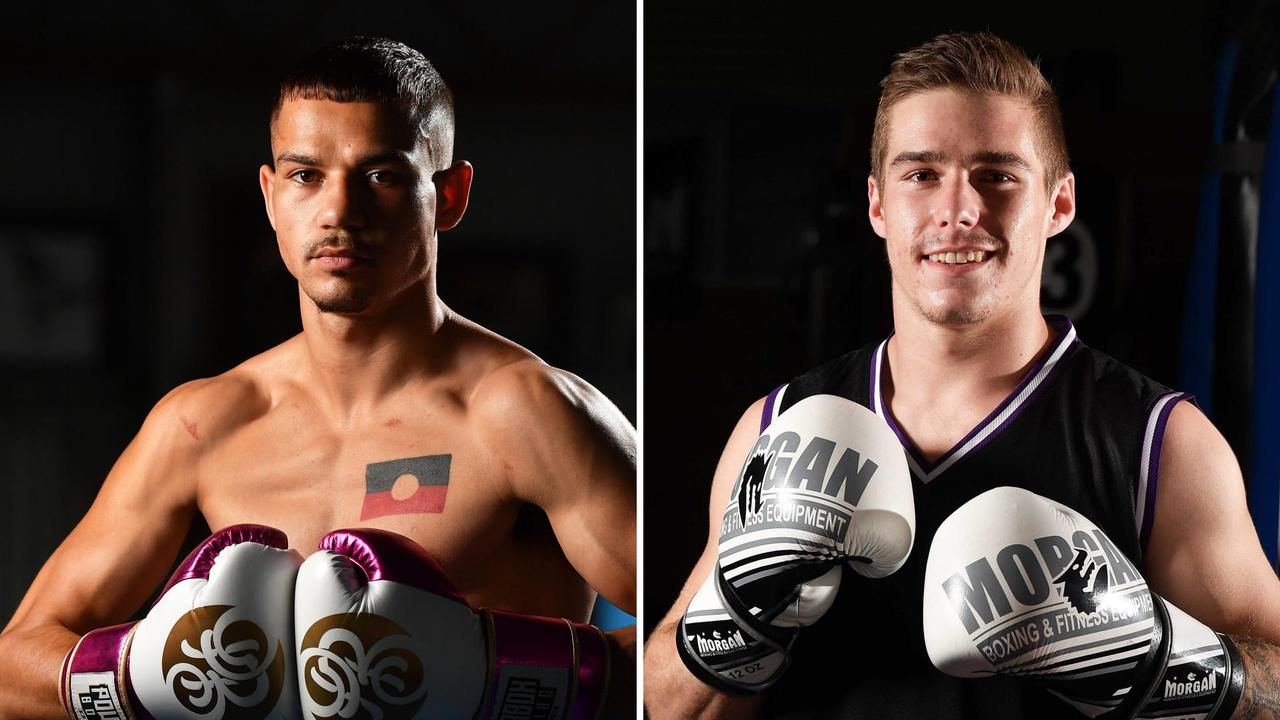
[[870, 314, 1080, 484]]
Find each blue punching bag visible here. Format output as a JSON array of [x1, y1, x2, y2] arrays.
[[590, 595, 636, 632], [1179, 42, 1240, 413], [1251, 79, 1280, 569]]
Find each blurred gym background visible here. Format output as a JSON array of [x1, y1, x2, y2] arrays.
[[0, 3, 636, 628], [645, 0, 1279, 632]]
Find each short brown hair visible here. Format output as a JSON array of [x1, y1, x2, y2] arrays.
[[270, 36, 455, 169], [870, 32, 1069, 192]]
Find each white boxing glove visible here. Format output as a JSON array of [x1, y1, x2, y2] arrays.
[[61, 525, 303, 720], [923, 486, 1244, 719], [678, 394, 915, 692], [293, 528, 611, 720]]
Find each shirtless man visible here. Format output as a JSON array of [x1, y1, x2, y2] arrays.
[[645, 32, 1280, 719], [0, 36, 635, 718]]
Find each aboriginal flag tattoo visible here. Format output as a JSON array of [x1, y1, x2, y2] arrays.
[[360, 454, 452, 520]]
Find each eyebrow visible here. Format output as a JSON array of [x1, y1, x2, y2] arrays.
[[274, 149, 416, 167], [889, 150, 1034, 174]]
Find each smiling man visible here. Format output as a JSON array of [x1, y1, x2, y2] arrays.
[[645, 32, 1280, 719], [0, 37, 635, 719]]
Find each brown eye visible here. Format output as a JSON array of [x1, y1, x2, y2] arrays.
[[290, 170, 319, 185]]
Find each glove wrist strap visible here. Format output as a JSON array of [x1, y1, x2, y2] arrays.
[[61, 622, 143, 720], [675, 568, 796, 694], [478, 609, 609, 720], [1130, 597, 1245, 720]]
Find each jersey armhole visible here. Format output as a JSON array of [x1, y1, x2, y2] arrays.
[[760, 383, 789, 433], [1136, 392, 1196, 553]]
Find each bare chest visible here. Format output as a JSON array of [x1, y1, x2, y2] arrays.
[[191, 404, 587, 616]]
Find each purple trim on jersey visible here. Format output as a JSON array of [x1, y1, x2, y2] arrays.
[[158, 524, 289, 598], [872, 315, 1079, 483], [1139, 392, 1194, 552], [870, 339, 920, 465], [761, 384, 785, 433], [318, 528, 470, 604]]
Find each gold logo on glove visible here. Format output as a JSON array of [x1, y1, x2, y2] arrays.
[[299, 613, 427, 720], [161, 605, 286, 718]]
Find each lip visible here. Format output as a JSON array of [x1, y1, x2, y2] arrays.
[[310, 247, 373, 271], [313, 255, 369, 270], [312, 247, 372, 260]]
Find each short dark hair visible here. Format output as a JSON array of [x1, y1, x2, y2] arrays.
[[871, 32, 1069, 193], [270, 36, 455, 168]]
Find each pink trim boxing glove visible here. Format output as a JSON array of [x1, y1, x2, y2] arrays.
[[293, 528, 610, 720], [60, 524, 303, 720]]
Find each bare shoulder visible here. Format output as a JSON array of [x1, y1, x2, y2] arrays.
[[148, 360, 273, 448], [444, 313, 630, 439], [448, 316, 634, 504], [1144, 400, 1280, 640], [470, 355, 634, 454]]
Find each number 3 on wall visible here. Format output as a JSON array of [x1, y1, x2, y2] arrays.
[[1041, 220, 1098, 320]]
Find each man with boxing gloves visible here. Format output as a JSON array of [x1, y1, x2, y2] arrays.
[[645, 32, 1280, 718], [0, 36, 635, 719]]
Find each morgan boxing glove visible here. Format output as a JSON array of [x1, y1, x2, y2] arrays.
[[293, 528, 611, 720], [60, 524, 303, 720], [923, 486, 1244, 719], [678, 394, 915, 692]]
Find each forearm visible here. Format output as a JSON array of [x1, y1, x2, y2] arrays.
[[643, 621, 762, 720], [1234, 636, 1280, 718], [0, 622, 77, 719]]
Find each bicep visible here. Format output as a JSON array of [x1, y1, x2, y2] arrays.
[[1143, 401, 1280, 642], [4, 395, 198, 636], [484, 365, 637, 613], [542, 402, 636, 614]]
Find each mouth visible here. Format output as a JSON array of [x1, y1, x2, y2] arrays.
[[310, 246, 374, 271], [919, 248, 995, 270], [313, 255, 370, 271]]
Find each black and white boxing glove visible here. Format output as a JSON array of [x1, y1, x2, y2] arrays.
[[923, 486, 1244, 719], [678, 394, 915, 692]]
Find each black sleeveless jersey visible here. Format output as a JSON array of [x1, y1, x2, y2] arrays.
[[759, 316, 1188, 719]]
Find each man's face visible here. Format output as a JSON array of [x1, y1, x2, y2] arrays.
[[868, 88, 1074, 327], [261, 99, 438, 316]]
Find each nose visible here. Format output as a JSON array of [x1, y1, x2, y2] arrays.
[[316, 173, 369, 231], [932, 174, 980, 231]]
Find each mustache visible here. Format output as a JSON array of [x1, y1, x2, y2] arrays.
[[912, 231, 1003, 256], [305, 235, 378, 259]]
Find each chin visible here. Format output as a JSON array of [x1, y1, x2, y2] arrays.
[[309, 293, 374, 315], [915, 296, 996, 326]]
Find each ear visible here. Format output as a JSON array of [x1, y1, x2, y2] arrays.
[[433, 160, 474, 232], [867, 174, 888, 239], [259, 164, 277, 231], [1045, 171, 1076, 238]]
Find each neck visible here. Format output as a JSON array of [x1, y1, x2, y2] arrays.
[[885, 299, 1053, 402], [295, 277, 448, 422]]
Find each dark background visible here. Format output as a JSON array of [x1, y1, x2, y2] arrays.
[[644, 0, 1272, 633], [0, 3, 635, 621]]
